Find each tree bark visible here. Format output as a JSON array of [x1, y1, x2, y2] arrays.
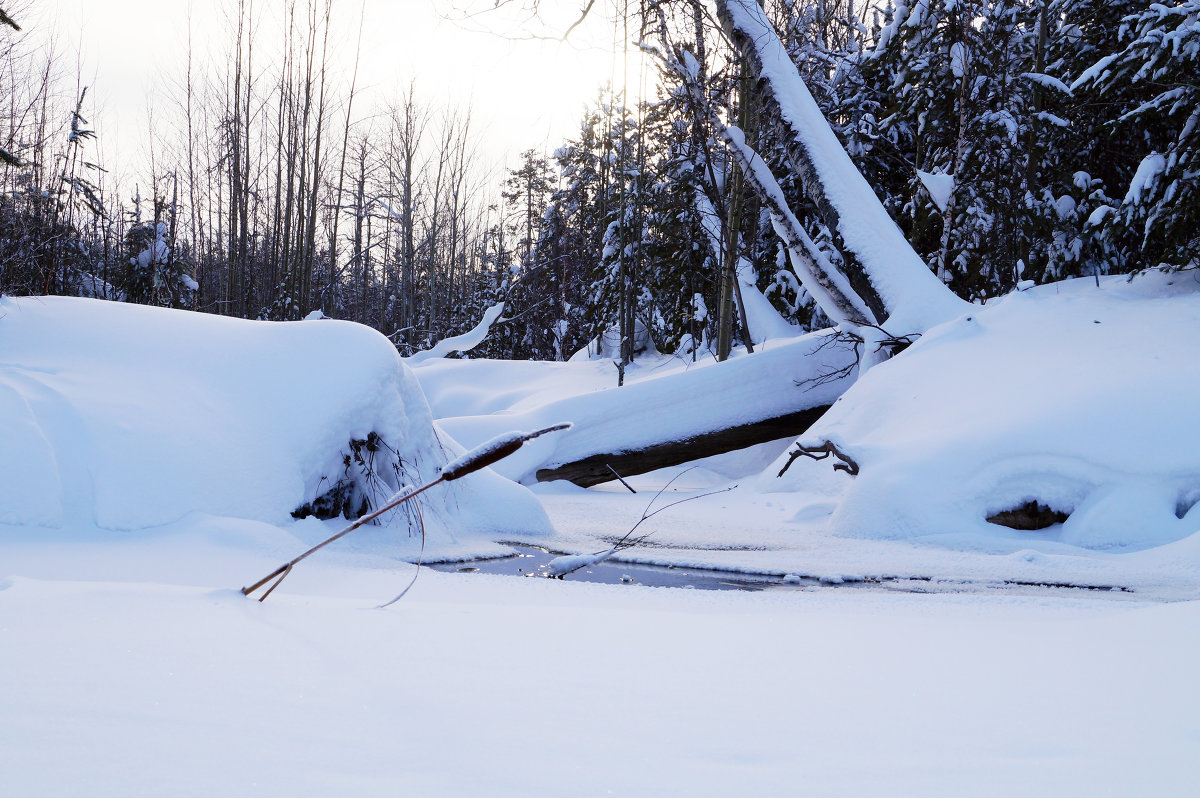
[[536, 404, 831, 487]]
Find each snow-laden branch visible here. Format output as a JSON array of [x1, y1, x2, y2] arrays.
[[406, 302, 505, 364], [541, 470, 734, 577]]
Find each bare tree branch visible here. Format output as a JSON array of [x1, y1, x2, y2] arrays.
[[444, 0, 600, 43]]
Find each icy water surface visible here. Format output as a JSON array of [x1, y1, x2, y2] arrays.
[[428, 544, 831, 591], [426, 544, 1138, 597]]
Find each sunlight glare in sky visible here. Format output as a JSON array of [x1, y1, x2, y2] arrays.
[[37, 0, 649, 174]]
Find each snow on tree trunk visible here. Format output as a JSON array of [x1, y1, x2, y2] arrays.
[[693, 187, 800, 342], [718, 123, 878, 329], [669, 48, 875, 330], [714, 0, 970, 334]]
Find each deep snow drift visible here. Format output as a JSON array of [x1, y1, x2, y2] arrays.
[[766, 271, 1200, 554], [0, 296, 551, 554]]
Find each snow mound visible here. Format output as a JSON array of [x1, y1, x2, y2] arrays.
[[0, 297, 550, 547], [761, 272, 1200, 554]]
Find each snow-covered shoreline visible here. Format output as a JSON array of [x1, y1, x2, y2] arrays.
[[5, 273, 1200, 593]]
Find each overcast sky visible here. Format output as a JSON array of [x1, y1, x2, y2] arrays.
[[30, 0, 643, 178]]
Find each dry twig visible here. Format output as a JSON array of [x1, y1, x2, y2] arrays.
[[544, 468, 735, 578]]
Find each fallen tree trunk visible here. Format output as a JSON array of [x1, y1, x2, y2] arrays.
[[535, 403, 830, 487]]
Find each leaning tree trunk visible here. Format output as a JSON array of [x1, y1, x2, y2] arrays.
[[713, 0, 969, 334], [665, 44, 875, 329]]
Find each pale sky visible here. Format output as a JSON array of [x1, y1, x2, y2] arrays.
[[29, 0, 645, 179]]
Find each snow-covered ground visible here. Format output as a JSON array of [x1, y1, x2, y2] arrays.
[[3, 274, 1199, 795], [3, 549, 1197, 797]]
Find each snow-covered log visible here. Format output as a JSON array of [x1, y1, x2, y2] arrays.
[[429, 330, 857, 487], [714, 0, 970, 334], [534, 402, 831, 487]]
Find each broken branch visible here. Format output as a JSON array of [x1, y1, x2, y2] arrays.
[[776, 441, 860, 478]]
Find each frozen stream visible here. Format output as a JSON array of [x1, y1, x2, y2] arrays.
[[428, 544, 831, 591], [427, 544, 1140, 598]]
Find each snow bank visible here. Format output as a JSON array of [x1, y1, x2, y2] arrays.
[[762, 272, 1200, 554], [0, 296, 549, 547]]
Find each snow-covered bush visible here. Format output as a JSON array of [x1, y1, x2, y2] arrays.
[[122, 194, 197, 308]]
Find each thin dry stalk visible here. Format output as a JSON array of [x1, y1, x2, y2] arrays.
[[241, 423, 570, 601]]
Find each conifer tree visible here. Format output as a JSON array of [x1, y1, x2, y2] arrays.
[[1076, 0, 1200, 270]]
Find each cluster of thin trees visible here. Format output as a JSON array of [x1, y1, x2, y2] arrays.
[[2, 0, 1197, 364], [0, 1, 515, 353]]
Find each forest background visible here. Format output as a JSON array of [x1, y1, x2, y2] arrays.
[[1, 0, 1195, 363]]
